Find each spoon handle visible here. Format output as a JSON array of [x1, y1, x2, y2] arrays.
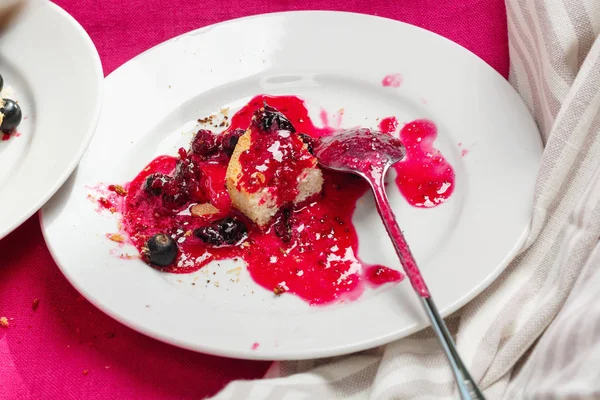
[[367, 171, 485, 400], [421, 297, 486, 400]]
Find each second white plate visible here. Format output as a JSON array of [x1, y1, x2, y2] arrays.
[[0, 1, 102, 239], [40, 11, 542, 360]]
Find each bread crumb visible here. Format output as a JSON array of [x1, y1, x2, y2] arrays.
[[273, 285, 286, 295], [226, 267, 242, 275], [110, 185, 128, 196], [0, 317, 8, 327], [108, 233, 125, 243], [191, 203, 219, 217], [119, 253, 137, 260]]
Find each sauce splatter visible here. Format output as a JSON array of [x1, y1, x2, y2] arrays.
[[379, 117, 399, 134], [382, 74, 403, 88], [365, 266, 403, 286], [1, 131, 21, 141], [394, 120, 455, 208]]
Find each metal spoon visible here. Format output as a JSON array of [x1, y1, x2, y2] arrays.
[[313, 128, 485, 400]]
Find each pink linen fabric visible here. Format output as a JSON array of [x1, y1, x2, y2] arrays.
[[0, 1, 508, 398]]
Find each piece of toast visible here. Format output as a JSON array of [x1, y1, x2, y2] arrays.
[[226, 129, 323, 228]]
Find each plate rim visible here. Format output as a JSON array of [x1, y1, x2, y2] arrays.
[[40, 10, 540, 360]]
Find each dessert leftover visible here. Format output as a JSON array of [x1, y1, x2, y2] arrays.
[[97, 95, 455, 304]]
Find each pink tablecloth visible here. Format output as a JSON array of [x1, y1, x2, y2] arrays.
[[0, 1, 508, 399]]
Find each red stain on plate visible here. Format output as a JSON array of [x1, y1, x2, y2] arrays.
[[382, 74, 403, 88], [378, 116, 398, 134], [458, 142, 473, 157], [1, 131, 22, 141], [251, 342, 259, 350]]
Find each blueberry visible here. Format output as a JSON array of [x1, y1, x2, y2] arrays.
[[144, 174, 170, 196], [221, 128, 245, 156], [193, 225, 223, 246], [298, 133, 315, 155], [144, 233, 178, 267], [0, 99, 21, 133], [219, 217, 248, 242], [254, 104, 295, 133], [194, 217, 247, 246], [191, 129, 219, 156]]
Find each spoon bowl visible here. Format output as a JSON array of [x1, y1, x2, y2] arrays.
[[314, 128, 405, 175]]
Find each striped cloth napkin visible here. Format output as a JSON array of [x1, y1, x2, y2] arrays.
[[213, 0, 600, 398]]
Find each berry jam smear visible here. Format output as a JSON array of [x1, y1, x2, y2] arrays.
[[106, 95, 455, 305], [394, 120, 455, 207], [379, 116, 398, 134]]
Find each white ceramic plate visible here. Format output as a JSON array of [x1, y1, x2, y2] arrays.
[[0, 0, 103, 239], [41, 11, 542, 360]]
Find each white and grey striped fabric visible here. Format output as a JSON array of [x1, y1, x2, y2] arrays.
[[212, 1, 600, 398]]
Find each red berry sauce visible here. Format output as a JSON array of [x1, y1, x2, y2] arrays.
[[106, 95, 454, 305], [379, 117, 399, 134], [1, 131, 22, 141], [365, 266, 403, 286], [393, 120, 455, 208]]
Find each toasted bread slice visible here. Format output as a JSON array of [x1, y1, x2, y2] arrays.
[[226, 129, 323, 228]]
